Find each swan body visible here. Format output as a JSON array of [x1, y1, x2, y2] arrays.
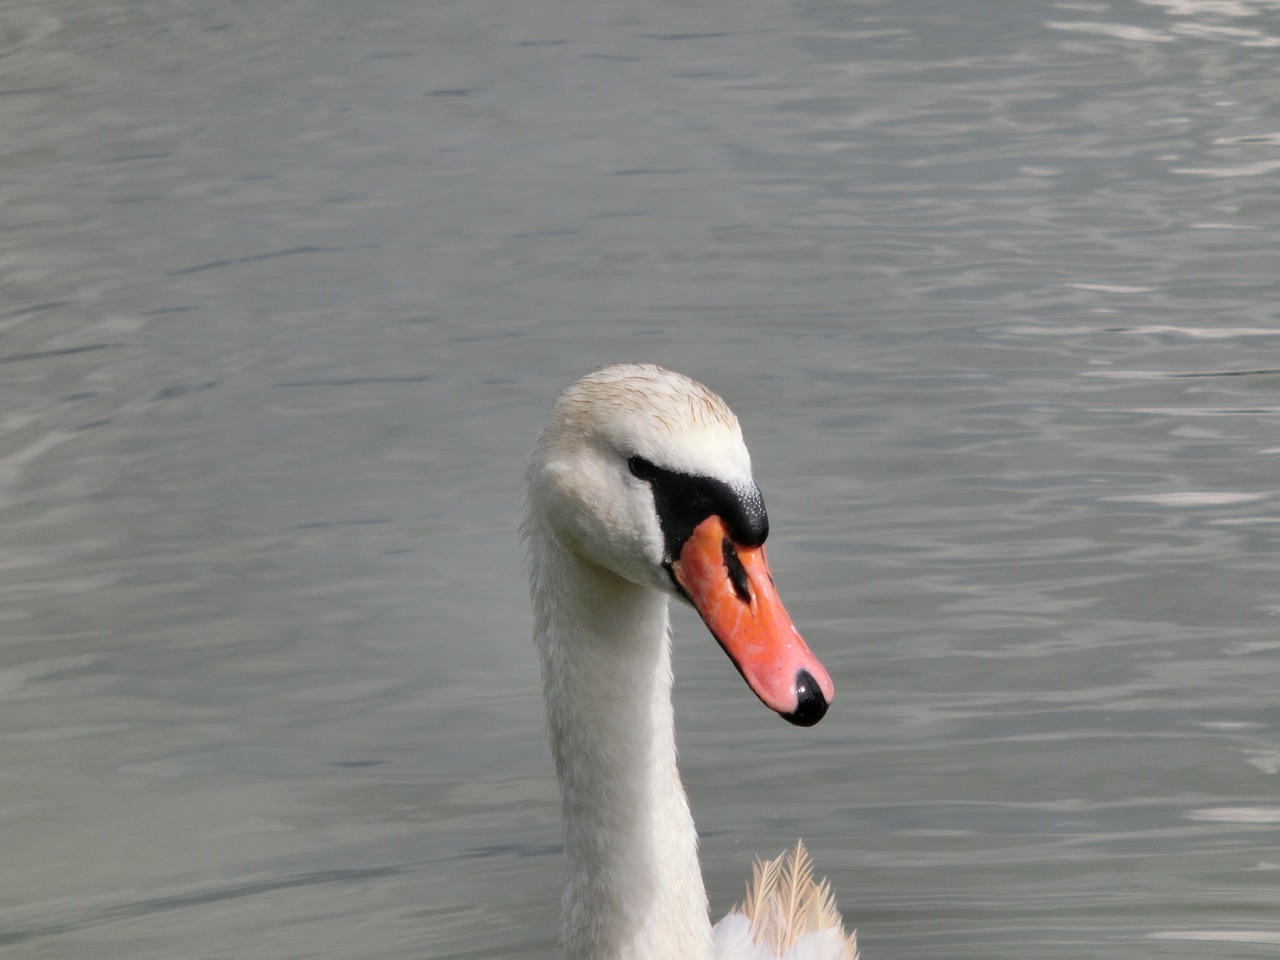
[[524, 364, 858, 960]]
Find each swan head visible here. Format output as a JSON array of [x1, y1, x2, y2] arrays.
[[527, 363, 833, 726]]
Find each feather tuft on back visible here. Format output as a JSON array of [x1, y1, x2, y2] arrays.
[[713, 841, 859, 960]]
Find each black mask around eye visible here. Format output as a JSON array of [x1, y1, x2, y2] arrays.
[[628, 455, 769, 560]]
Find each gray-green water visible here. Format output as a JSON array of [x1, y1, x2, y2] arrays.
[[3, 0, 1278, 956]]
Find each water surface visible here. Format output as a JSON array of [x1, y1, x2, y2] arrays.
[[2, 0, 1279, 957]]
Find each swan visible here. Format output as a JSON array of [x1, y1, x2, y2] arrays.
[[523, 363, 859, 960]]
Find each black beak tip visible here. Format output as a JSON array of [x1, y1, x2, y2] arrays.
[[781, 669, 829, 727]]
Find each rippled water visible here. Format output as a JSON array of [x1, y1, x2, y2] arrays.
[[2, 0, 1278, 957]]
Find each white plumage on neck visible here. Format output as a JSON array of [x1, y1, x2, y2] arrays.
[[528, 514, 714, 960]]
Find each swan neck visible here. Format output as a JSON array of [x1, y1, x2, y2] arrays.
[[529, 524, 713, 960]]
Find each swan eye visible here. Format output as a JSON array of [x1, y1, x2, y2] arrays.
[[628, 455, 659, 480]]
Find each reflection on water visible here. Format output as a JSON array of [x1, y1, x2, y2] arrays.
[[2, 0, 1278, 957]]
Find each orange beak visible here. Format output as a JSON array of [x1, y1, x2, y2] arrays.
[[670, 515, 834, 726]]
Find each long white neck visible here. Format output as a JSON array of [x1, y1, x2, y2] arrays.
[[528, 518, 714, 960]]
